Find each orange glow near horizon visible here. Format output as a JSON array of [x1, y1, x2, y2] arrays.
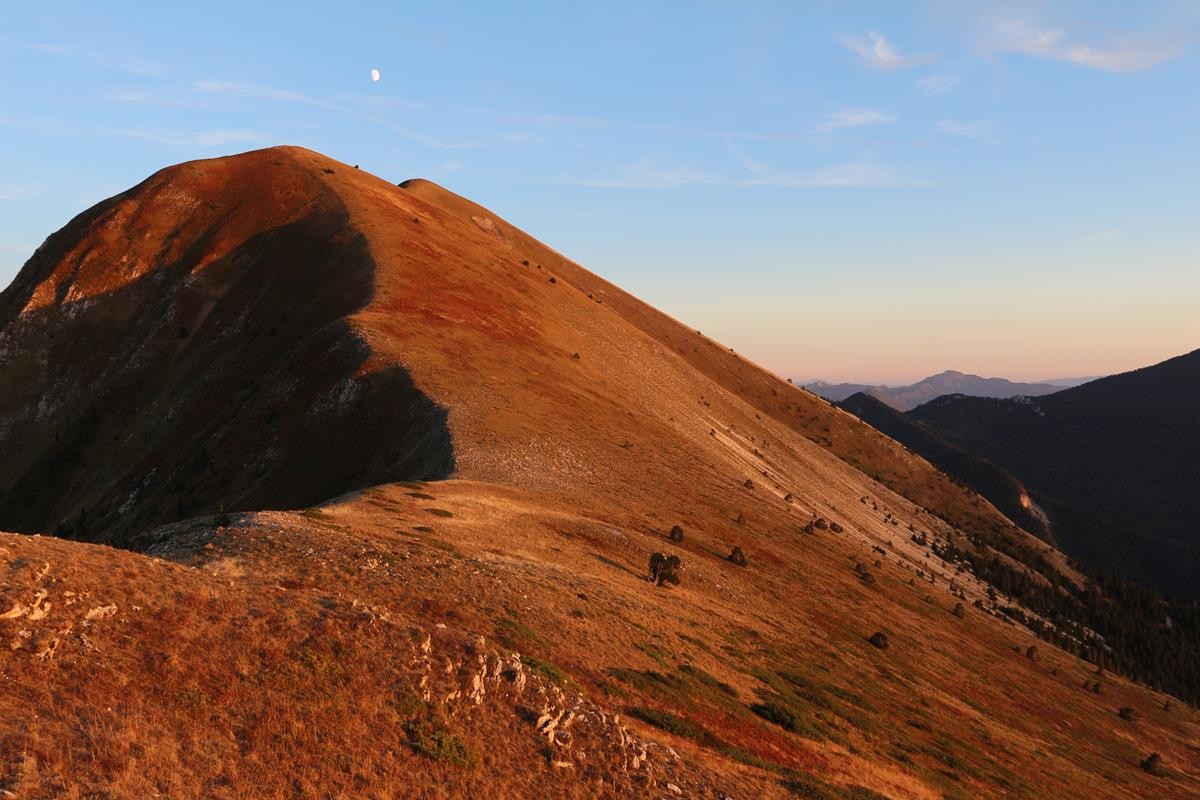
[[655, 261, 1199, 386]]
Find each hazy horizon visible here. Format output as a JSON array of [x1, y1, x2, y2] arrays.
[[797, 370, 1104, 388], [2, 1, 1197, 384]]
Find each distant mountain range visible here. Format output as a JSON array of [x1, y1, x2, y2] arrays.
[[836, 349, 1200, 599], [804, 370, 1095, 411]]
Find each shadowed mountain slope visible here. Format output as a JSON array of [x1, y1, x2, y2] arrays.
[[0, 151, 453, 545], [1, 148, 1197, 799], [907, 349, 1200, 599], [836, 393, 1055, 543]]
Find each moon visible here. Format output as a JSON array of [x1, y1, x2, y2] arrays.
[[370, 68, 381, 82]]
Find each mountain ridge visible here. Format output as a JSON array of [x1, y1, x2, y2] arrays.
[[1, 147, 1196, 799], [804, 370, 1076, 411]]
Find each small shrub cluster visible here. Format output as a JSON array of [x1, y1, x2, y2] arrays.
[[627, 707, 718, 747], [750, 701, 798, 732], [522, 655, 572, 686], [853, 562, 874, 584], [727, 546, 747, 567], [404, 715, 479, 769], [668, 525, 685, 542], [649, 552, 682, 586]]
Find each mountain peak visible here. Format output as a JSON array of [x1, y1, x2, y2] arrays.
[[4, 146, 354, 317], [805, 369, 1068, 411], [3, 150, 1196, 798]]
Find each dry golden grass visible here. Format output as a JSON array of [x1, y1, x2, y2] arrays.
[[0, 148, 1195, 798], [6, 475, 1195, 797]]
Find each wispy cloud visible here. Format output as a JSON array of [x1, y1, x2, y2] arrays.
[[802, 161, 916, 188], [916, 72, 960, 95], [0, 37, 166, 76], [0, 111, 266, 149], [0, 184, 40, 202], [489, 108, 810, 143], [937, 119, 998, 142], [839, 31, 929, 71], [556, 161, 720, 190], [193, 80, 336, 109], [112, 128, 267, 147], [106, 88, 172, 104], [502, 130, 544, 144], [103, 87, 208, 109], [334, 93, 427, 110], [815, 109, 895, 136], [981, 18, 1185, 72], [733, 150, 918, 188], [557, 153, 918, 190], [194, 80, 484, 149]]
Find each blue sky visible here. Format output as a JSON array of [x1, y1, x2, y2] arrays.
[[1, 1, 1197, 383]]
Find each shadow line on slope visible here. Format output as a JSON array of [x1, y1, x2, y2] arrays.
[[0, 186, 454, 548]]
